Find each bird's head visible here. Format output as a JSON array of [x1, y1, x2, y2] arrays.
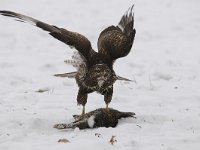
[[86, 64, 116, 88]]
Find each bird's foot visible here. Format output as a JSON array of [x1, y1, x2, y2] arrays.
[[73, 114, 80, 120], [78, 113, 85, 120], [73, 106, 85, 121]]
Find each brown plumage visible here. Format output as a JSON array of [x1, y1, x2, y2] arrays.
[[0, 5, 136, 115]]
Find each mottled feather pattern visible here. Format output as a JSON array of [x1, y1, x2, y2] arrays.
[[65, 51, 87, 71], [64, 51, 88, 81]]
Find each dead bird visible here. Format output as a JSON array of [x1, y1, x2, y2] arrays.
[[54, 108, 135, 130]]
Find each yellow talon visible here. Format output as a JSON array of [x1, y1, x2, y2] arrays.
[[80, 105, 85, 119], [105, 104, 109, 112]]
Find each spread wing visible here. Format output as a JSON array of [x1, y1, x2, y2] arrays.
[[0, 10, 94, 61], [98, 5, 136, 65]]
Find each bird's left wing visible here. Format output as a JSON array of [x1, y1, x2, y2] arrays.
[[0, 10, 94, 61], [97, 5, 136, 65]]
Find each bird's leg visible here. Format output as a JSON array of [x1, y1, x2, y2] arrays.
[[104, 87, 113, 113], [77, 88, 88, 119], [80, 105, 85, 117], [74, 106, 85, 120], [105, 103, 109, 112]]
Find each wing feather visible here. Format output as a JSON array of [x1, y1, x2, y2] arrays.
[[98, 5, 136, 64], [0, 10, 93, 61]]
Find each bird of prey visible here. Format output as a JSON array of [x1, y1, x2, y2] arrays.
[[0, 5, 136, 117]]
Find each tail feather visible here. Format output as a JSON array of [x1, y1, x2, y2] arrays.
[[54, 72, 77, 78], [116, 75, 136, 82]]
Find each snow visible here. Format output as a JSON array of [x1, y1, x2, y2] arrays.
[[0, 0, 200, 149]]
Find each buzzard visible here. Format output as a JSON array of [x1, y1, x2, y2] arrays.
[[0, 5, 136, 117]]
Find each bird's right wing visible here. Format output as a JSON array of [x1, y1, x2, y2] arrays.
[[0, 10, 94, 61]]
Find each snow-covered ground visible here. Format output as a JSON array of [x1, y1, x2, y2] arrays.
[[0, 0, 200, 149]]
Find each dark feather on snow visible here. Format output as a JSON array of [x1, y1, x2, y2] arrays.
[[54, 108, 135, 129]]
